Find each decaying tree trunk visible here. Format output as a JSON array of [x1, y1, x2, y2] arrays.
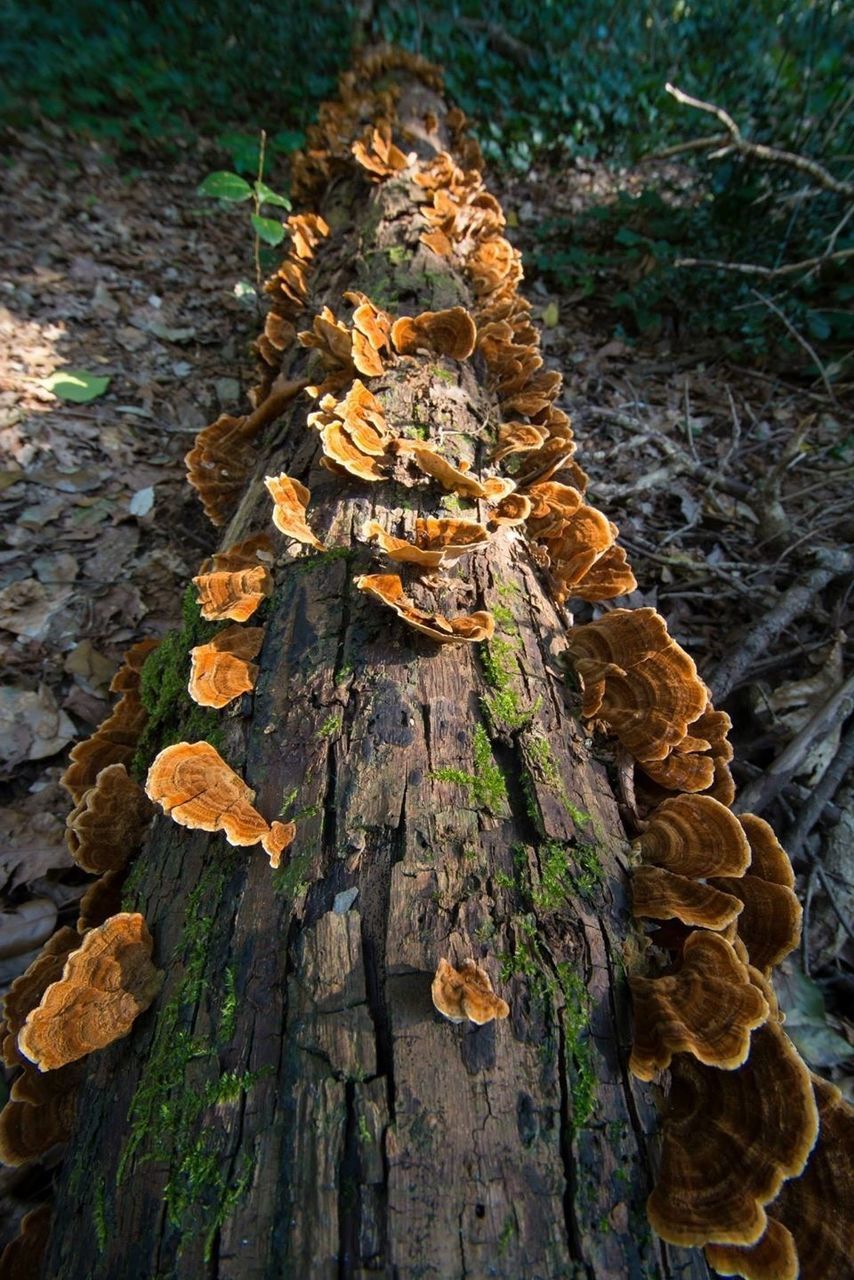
[[42, 72, 710, 1280]]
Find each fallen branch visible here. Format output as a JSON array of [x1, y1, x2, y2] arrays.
[[733, 670, 854, 816], [750, 290, 837, 401], [709, 546, 854, 702], [674, 248, 854, 278], [665, 83, 854, 197], [785, 719, 854, 860]]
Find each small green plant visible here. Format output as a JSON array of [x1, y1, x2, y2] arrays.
[[198, 129, 292, 281]]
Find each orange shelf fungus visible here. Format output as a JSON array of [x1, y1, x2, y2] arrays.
[[738, 815, 795, 887], [316, 417, 387, 481], [0, 1092, 77, 1167], [730, 878, 803, 974], [769, 1076, 854, 1280], [431, 958, 509, 1025], [17, 913, 164, 1072], [199, 533, 274, 576], [366, 517, 490, 569], [488, 492, 532, 527], [631, 865, 744, 931], [265, 473, 325, 550], [65, 763, 154, 876], [490, 422, 547, 462], [705, 1217, 799, 1280], [0, 1202, 53, 1276], [629, 931, 769, 1080], [393, 439, 499, 500], [186, 378, 309, 526], [76, 868, 127, 933], [646, 1021, 819, 1249], [192, 562, 272, 624], [390, 307, 477, 360], [188, 625, 265, 710], [2, 928, 81, 1068], [355, 574, 495, 644], [638, 794, 751, 878], [60, 637, 156, 805], [145, 741, 295, 866], [287, 211, 330, 260], [351, 121, 408, 179]]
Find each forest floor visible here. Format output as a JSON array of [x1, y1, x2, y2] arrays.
[[1, 126, 851, 1102]]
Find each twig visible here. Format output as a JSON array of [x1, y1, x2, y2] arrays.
[[665, 83, 854, 197], [785, 719, 854, 859], [750, 289, 837, 402], [674, 247, 854, 278], [709, 546, 854, 701], [458, 17, 537, 67], [733, 670, 854, 816]]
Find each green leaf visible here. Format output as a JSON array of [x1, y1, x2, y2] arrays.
[[218, 131, 261, 175], [197, 171, 252, 201], [254, 180, 291, 210], [43, 370, 111, 403], [251, 214, 286, 246], [272, 129, 306, 154]]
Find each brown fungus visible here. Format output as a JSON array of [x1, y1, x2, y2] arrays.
[[188, 625, 265, 710], [431, 958, 509, 1025], [355, 574, 494, 644]]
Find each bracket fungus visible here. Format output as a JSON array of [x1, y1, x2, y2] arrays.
[[17, 913, 164, 1072], [65, 763, 154, 875], [631, 865, 744, 931], [365, 517, 490, 570], [188, 625, 265, 709], [638, 794, 752, 878], [647, 1020, 819, 1249], [390, 306, 477, 360], [0, 1092, 77, 1167], [629, 931, 769, 1079], [351, 121, 408, 178], [2, 928, 81, 1068], [0, 1202, 52, 1277], [76, 868, 128, 933], [431, 958, 509, 1025], [192, 562, 272, 623], [710, 867, 802, 976], [394, 439, 509, 501], [265, 473, 325, 549], [145, 741, 295, 866], [355, 574, 495, 644], [60, 636, 156, 805]]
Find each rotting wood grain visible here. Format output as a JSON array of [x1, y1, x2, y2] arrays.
[[43, 73, 710, 1280]]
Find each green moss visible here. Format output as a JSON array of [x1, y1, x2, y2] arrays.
[[117, 864, 262, 1256], [533, 840, 573, 911], [499, 922, 595, 1128], [289, 546, 350, 576], [498, 1214, 516, 1254], [556, 963, 595, 1125], [491, 604, 518, 633], [272, 849, 313, 901], [131, 586, 223, 780], [431, 365, 455, 384], [219, 967, 237, 1043], [357, 1114, 371, 1146], [319, 714, 341, 737], [524, 733, 592, 828], [431, 724, 507, 813], [93, 1178, 108, 1253], [572, 842, 606, 899], [479, 635, 518, 691], [496, 581, 520, 600]]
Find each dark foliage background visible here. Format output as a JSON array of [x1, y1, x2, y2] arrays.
[[2, 0, 851, 367]]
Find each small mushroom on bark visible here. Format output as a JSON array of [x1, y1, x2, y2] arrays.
[[637, 794, 751, 878], [431, 958, 509, 1025], [192, 563, 272, 623]]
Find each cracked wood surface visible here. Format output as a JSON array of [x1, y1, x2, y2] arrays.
[[43, 79, 709, 1280]]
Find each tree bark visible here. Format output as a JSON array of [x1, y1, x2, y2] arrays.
[[42, 76, 708, 1280]]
